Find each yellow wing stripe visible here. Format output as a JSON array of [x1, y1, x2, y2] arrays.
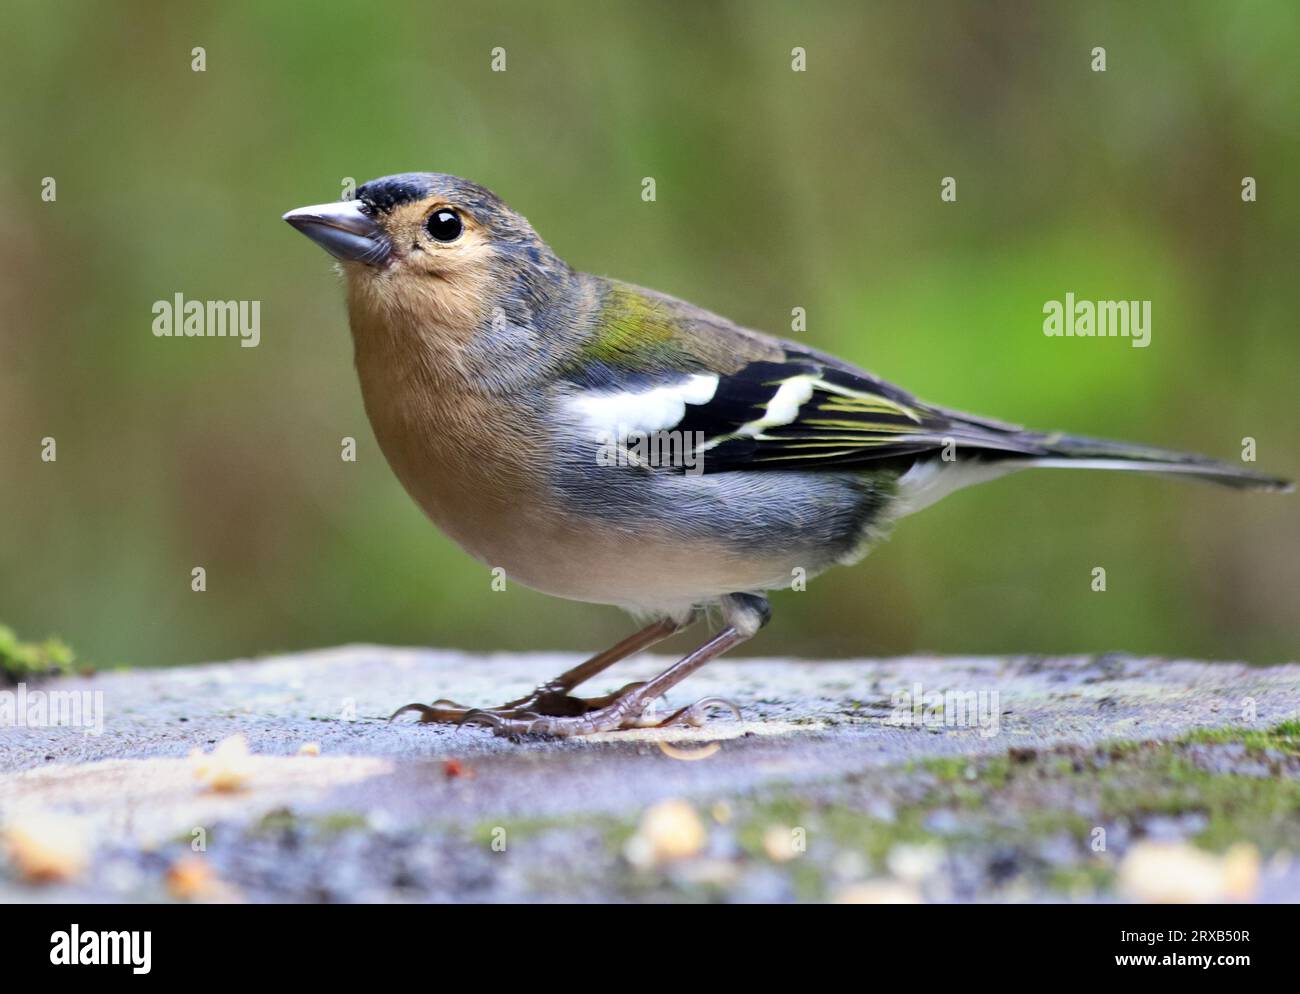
[[810, 378, 923, 422]]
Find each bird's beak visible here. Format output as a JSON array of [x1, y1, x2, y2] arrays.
[[282, 200, 392, 265]]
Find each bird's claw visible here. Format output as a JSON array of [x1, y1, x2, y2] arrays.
[[655, 696, 742, 728], [458, 708, 506, 729], [388, 688, 740, 737], [388, 702, 449, 723]]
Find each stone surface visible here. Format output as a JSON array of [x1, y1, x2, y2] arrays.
[[1, 646, 1298, 902]]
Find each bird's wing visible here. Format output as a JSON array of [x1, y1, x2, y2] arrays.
[[560, 281, 1051, 474], [670, 350, 1052, 472], [559, 280, 1290, 490]]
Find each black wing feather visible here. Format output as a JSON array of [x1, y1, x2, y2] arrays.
[[674, 350, 1051, 474]]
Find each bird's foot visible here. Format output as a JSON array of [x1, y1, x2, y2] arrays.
[[388, 608, 757, 737], [388, 688, 741, 738], [459, 694, 742, 738], [387, 682, 649, 727]]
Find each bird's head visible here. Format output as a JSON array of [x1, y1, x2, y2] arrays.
[[283, 172, 566, 339]]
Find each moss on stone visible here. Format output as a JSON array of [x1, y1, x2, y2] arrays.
[[0, 624, 81, 684]]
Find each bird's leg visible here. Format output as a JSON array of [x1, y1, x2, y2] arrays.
[[467, 627, 746, 736], [464, 593, 770, 737], [389, 615, 689, 724], [508, 616, 688, 714]]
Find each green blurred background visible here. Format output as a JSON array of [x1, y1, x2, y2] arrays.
[[1, 0, 1296, 668]]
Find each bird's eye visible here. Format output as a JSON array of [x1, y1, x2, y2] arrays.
[[425, 207, 463, 242]]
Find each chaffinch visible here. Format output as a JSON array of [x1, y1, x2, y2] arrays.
[[284, 172, 1291, 736]]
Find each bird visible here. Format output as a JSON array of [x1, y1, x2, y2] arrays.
[[283, 172, 1291, 737]]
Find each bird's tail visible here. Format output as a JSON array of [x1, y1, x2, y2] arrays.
[[1022, 431, 1292, 492]]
